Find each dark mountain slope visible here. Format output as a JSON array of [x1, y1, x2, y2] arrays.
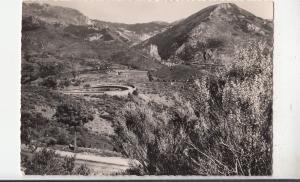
[[139, 3, 273, 66]]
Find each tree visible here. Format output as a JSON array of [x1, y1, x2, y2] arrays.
[[21, 112, 49, 146], [147, 71, 154, 82], [54, 100, 93, 152]]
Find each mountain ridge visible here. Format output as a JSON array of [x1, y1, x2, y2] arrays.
[[138, 3, 273, 67], [22, 2, 90, 26], [22, 2, 273, 83], [23, 2, 169, 44]]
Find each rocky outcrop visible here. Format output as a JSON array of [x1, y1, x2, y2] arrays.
[[149, 44, 161, 61]]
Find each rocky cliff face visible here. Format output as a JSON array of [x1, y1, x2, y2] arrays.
[[149, 44, 161, 61]]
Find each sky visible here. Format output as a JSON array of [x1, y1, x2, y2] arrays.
[[24, 0, 273, 24]]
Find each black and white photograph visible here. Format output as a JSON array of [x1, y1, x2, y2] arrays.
[[20, 0, 274, 176]]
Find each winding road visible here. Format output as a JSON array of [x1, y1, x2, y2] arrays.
[[63, 85, 136, 96]]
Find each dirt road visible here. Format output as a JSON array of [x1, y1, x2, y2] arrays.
[[59, 149, 131, 175], [62, 84, 136, 97], [22, 147, 135, 175]]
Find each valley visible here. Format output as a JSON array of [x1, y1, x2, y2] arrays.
[[21, 1, 273, 176]]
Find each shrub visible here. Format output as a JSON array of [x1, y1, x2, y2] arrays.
[[56, 130, 71, 145], [21, 112, 49, 145], [21, 62, 39, 84], [22, 148, 92, 175], [132, 89, 139, 96], [58, 78, 71, 88], [73, 164, 91, 175], [113, 99, 201, 175], [113, 40, 273, 176], [40, 76, 57, 89], [83, 83, 91, 89], [186, 41, 273, 175], [72, 80, 81, 86], [39, 63, 64, 78], [40, 137, 57, 147]]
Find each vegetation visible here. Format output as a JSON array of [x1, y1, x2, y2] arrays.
[[113, 41, 272, 175], [58, 78, 71, 88], [132, 89, 139, 96], [54, 99, 94, 151], [21, 111, 49, 145], [22, 148, 92, 175], [40, 76, 57, 89], [21, 2, 273, 175], [83, 83, 91, 89]]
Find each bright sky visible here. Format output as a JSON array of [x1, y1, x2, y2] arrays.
[[24, 0, 273, 24]]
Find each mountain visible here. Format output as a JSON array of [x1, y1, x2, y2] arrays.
[[22, 2, 90, 26], [23, 2, 169, 45], [21, 2, 169, 60], [91, 20, 169, 45], [21, 2, 165, 84], [21, 2, 274, 83], [138, 3, 273, 67]]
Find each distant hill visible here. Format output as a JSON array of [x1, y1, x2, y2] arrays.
[[22, 2, 90, 26], [91, 20, 169, 45], [21, 2, 166, 84], [138, 3, 273, 67], [23, 2, 169, 45]]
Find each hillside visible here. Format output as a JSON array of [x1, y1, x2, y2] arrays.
[[21, 2, 165, 84], [91, 20, 169, 45], [139, 3, 273, 67], [22, 2, 274, 83], [22, 2, 90, 26], [23, 2, 169, 44]]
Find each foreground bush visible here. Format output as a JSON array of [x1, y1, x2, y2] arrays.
[[113, 41, 272, 176], [22, 148, 92, 175]]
